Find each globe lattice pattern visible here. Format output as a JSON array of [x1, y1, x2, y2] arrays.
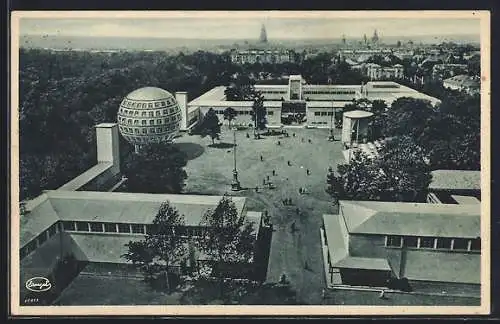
[[117, 88, 182, 145]]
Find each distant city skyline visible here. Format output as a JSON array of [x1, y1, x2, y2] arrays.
[[19, 15, 481, 40]]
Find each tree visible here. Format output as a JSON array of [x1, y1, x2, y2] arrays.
[[199, 108, 221, 144], [122, 143, 188, 193], [467, 54, 480, 77], [332, 136, 431, 202], [369, 100, 388, 140], [199, 196, 256, 297], [122, 201, 187, 293], [223, 107, 237, 129], [376, 136, 432, 202], [326, 170, 344, 205], [384, 97, 435, 146], [249, 87, 267, 135], [336, 151, 387, 201]]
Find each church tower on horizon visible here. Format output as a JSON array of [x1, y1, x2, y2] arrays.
[[259, 24, 268, 43]]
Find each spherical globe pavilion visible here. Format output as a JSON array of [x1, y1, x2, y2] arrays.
[[117, 87, 182, 152]]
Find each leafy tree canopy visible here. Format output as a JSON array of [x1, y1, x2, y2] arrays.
[[122, 143, 188, 194], [122, 200, 187, 292]]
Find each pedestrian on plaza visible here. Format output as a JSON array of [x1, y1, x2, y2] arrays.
[[293, 133, 295, 137], [277, 141, 281, 145], [291, 221, 297, 232], [246, 133, 250, 138], [308, 139, 311, 143], [267, 175, 270, 181], [260, 155, 263, 161], [299, 187, 302, 194], [287, 160, 291, 166], [263, 178, 266, 185], [306, 169, 310, 175], [272, 170, 276, 176], [255, 186, 259, 193]]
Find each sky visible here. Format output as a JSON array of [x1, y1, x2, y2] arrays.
[[18, 13, 481, 40]]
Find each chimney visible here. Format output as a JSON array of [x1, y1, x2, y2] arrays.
[[95, 123, 120, 173], [175, 92, 189, 131]]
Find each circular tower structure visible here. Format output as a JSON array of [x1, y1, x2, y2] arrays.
[[117, 87, 182, 153], [341, 110, 374, 148]]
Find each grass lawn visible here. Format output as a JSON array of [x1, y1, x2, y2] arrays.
[[56, 274, 184, 305], [56, 272, 298, 306]]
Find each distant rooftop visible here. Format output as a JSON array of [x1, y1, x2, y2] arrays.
[[429, 170, 481, 191], [444, 74, 480, 88]]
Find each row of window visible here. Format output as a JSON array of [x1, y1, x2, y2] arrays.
[[123, 135, 171, 143], [303, 90, 356, 95], [314, 111, 335, 116], [259, 90, 287, 94], [211, 110, 274, 116], [121, 99, 176, 109], [119, 124, 179, 135], [118, 107, 179, 117], [310, 121, 329, 125], [385, 235, 481, 252], [61, 221, 206, 237], [20, 222, 61, 260], [118, 115, 181, 126], [19, 220, 210, 260]]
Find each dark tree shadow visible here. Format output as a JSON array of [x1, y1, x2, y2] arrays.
[[172, 143, 205, 161], [208, 142, 236, 149]]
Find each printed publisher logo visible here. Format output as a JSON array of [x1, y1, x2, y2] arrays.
[[25, 277, 52, 292]]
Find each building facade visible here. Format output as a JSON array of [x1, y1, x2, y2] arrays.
[[229, 49, 295, 65], [183, 76, 440, 131], [19, 123, 266, 303], [321, 200, 481, 296], [443, 74, 480, 95], [365, 63, 404, 80]]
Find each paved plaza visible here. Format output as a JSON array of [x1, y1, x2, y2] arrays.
[[174, 127, 345, 304]]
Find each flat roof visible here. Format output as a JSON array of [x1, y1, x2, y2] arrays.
[[343, 110, 374, 119], [429, 170, 481, 191], [339, 200, 480, 238], [333, 256, 392, 271], [188, 86, 226, 106], [20, 190, 247, 247], [322, 214, 349, 266], [57, 162, 113, 191], [188, 81, 440, 107], [20, 194, 59, 246], [451, 195, 481, 205], [95, 123, 117, 128]]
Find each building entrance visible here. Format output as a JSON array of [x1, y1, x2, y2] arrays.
[[281, 101, 307, 125]]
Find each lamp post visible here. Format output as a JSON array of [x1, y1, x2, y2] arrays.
[[231, 131, 242, 191], [328, 100, 335, 141]]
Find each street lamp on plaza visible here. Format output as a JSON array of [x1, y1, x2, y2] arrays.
[[328, 100, 335, 141], [231, 131, 242, 191]]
